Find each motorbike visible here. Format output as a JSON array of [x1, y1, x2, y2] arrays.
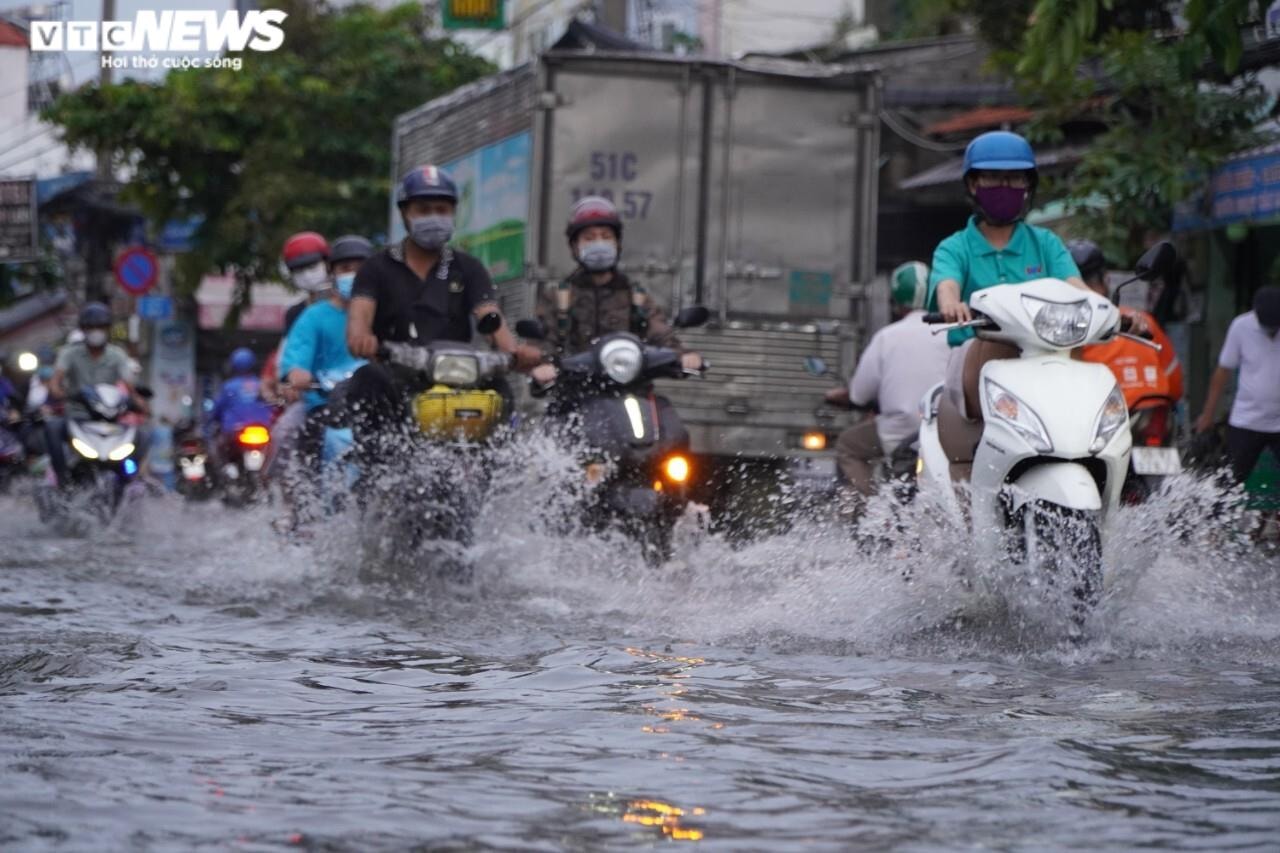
[[35, 383, 143, 527], [353, 313, 514, 575], [173, 417, 217, 501], [1122, 394, 1182, 504], [516, 306, 711, 560], [0, 418, 24, 492], [802, 357, 919, 506], [915, 241, 1176, 636], [216, 421, 272, 507]]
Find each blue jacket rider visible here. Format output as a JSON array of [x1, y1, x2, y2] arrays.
[[208, 348, 274, 440]]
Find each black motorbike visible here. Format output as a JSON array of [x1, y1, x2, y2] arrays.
[[518, 306, 710, 560], [353, 313, 514, 580]]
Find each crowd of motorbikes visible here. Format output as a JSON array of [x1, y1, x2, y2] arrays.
[[3, 239, 1273, 639]]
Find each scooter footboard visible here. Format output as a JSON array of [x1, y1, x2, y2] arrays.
[[1009, 462, 1102, 512]]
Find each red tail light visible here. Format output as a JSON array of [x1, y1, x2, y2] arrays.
[[237, 425, 271, 447], [1134, 405, 1170, 447]]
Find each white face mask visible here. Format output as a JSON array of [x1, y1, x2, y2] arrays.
[[85, 330, 108, 348], [292, 262, 331, 293], [578, 239, 618, 272]]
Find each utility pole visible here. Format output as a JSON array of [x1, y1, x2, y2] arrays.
[[86, 0, 116, 304], [96, 0, 114, 181]]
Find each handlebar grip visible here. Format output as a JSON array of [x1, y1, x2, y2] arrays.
[[922, 313, 946, 324]]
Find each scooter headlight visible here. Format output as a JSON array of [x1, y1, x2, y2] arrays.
[[431, 353, 480, 387], [1090, 385, 1128, 453], [70, 436, 99, 460], [983, 378, 1052, 453], [1022, 296, 1092, 347], [599, 339, 643, 385], [108, 442, 135, 462]]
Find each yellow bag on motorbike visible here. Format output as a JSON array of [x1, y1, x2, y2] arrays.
[[412, 384, 504, 441]]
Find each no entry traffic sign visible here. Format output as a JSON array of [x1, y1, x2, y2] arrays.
[[114, 246, 159, 296]]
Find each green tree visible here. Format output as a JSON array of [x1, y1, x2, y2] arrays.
[[1011, 0, 1266, 260], [44, 0, 493, 312], [895, 0, 1266, 260]]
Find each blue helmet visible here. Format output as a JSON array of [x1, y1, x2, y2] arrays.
[[396, 165, 458, 207], [78, 302, 111, 328], [228, 347, 257, 375], [962, 131, 1036, 175]]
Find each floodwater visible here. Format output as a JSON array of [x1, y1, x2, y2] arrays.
[[3, 444, 1279, 851]]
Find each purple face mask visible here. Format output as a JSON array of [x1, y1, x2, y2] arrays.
[[974, 185, 1027, 224]]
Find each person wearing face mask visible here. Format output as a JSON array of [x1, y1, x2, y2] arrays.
[[927, 131, 1088, 423], [45, 303, 147, 488], [529, 196, 702, 384], [1195, 286, 1280, 486], [264, 232, 333, 475], [280, 234, 371, 475], [344, 165, 538, 451]]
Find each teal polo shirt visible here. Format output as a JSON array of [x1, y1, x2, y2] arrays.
[[926, 216, 1080, 346]]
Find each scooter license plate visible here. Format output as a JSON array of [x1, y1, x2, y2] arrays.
[[182, 460, 206, 480], [1131, 447, 1182, 476], [243, 450, 266, 472]]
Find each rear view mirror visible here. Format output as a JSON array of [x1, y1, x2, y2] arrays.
[[1134, 241, 1176, 281], [674, 306, 710, 328], [515, 319, 546, 340], [476, 312, 503, 336], [803, 356, 829, 377]]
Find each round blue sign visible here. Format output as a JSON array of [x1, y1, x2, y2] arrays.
[[114, 246, 158, 295]]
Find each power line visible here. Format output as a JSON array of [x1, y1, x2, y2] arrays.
[[878, 109, 969, 153], [0, 128, 78, 174], [0, 53, 98, 104], [0, 122, 56, 153]]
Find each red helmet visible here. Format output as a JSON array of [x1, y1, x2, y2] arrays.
[[565, 196, 622, 244], [281, 231, 330, 271]]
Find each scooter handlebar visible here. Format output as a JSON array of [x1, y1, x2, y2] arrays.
[[922, 312, 947, 324]]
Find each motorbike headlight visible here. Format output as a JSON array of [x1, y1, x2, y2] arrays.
[[984, 378, 1052, 453], [70, 437, 99, 460], [431, 354, 479, 387], [1090, 385, 1128, 453], [599, 339, 643, 385], [1021, 296, 1092, 347], [108, 443, 135, 461]]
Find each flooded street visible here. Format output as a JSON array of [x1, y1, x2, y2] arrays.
[[3, 467, 1280, 851]]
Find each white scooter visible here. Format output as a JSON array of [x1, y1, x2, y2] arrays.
[[916, 242, 1175, 634]]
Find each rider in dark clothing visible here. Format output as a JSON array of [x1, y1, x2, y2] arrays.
[[344, 165, 539, 453]]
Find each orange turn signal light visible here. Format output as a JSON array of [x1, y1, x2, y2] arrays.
[[237, 424, 271, 446], [662, 455, 690, 484], [802, 431, 827, 451]]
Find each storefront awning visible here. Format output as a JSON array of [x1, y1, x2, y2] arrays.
[[195, 274, 298, 332]]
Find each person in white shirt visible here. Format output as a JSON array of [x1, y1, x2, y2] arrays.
[[1195, 286, 1280, 485], [825, 261, 952, 501]]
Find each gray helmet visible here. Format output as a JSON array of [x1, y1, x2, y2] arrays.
[[1067, 239, 1106, 281], [330, 234, 374, 264]]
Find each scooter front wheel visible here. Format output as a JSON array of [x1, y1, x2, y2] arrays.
[[1024, 502, 1103, 638]]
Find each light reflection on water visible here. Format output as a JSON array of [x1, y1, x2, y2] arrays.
[[1, 446, 1279, 849]]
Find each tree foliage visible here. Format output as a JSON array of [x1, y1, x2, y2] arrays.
[[44, 1, 493, 304], [891, 0, 1266, 260], [1008, 0, 1267, 260]]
